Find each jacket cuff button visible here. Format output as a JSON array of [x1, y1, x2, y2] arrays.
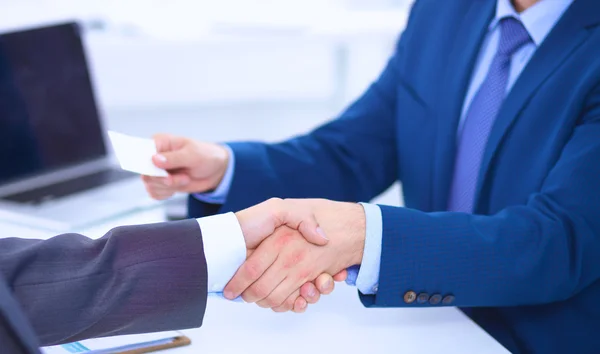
[[429, 294, 442, 305], [442, 294, 456, 305], [403, 291, 417, 304]]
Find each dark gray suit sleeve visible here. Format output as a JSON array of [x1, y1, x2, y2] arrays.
[[0, 219, 208, 346]]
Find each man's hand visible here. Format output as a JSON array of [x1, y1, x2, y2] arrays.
[[235, 198, 349, 312], [225, 199, 366, 311], [142, 134, 229, 200]]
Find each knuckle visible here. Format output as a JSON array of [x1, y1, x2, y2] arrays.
[[243, 262, 262, 281], [267, 197, 283, 205], [241, 292, 253, 303], [255, 301, 270, 309], [291, 270, 311, 286], [251, 284, 269, 300], [278, 305, 291, 313], [282, 250, 307, 269], [266, 296, 284, 308], [275, 228, 298, 248], [266, 197, 285, 223], [274, 234, 292, 248], [300, 283, 312, 299]]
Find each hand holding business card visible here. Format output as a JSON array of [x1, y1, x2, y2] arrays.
[[107, 131, 168, 177]]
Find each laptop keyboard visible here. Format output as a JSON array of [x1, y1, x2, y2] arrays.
[[2, 169, 136, 205]]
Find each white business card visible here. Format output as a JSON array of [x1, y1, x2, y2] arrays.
[[107, 131, 168, 177]]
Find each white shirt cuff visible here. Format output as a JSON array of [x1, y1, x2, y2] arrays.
[[196, 212, 246, 293], [355, 202, 383, 294]]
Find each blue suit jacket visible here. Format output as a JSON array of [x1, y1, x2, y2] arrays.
[[189, 0, 600, 352]]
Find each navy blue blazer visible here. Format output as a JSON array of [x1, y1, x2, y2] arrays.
[[189, 0, 600, 352]]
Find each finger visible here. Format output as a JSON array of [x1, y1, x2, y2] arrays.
[[243, 262, 288, 305], [143, 181, 174, 192], [271, 290, 301, 313], [293, 297, 308, 313], [153, 133, 186, 153], [142, 181, 175, 200], [141, 175, 171, 187], [152, 148, 191, 170], [275, 199, 328, 246], [295, 214, 328, 246], [223, 248, 278, 301], [299, 282, 320, 304], [141, 176, 174, 190], [153, 133, 173, 153], [315, 273, 335, 295], [148, 191, 174, 201], [168, 173, 191, 188], [144, 172, 194, 191], [257, 276, 302, 310], [333, 269, 348, 282]]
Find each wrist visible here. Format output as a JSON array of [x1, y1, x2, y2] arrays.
[[208, 144, 230, 191], [347, 203, 367, 266]]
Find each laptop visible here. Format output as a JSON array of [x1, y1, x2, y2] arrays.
[[0, 22, 160, 232]]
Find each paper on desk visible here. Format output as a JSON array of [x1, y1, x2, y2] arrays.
[[107, 131, 168, 177], [41, 331, 182, 353]]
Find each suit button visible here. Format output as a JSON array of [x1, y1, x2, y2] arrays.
[[404, 291, 417, 304], [429, 294, 442, 305], [442, 294, 456, 305], [417, 293, 430, 304]]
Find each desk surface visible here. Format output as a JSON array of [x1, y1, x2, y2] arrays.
[[1, 207, 509, 354]]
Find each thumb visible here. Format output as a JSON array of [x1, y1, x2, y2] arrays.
[[268, 198, 328, 246], [153, 148, 191, 170], [236, 198, 329, 249], [333, 269, 348, 282], [296, 214, 329, 246]]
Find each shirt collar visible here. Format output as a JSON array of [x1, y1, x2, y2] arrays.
[[490, 0, 574, 46]]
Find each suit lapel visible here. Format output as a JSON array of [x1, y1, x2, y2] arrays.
[[475, 0, 600, 209], [432, 0, 495, 211]]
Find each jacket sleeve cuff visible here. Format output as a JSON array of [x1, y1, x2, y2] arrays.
[[196, 212, 246, 293]]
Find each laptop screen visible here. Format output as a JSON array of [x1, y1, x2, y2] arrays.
[[0, 22, 106, 185]]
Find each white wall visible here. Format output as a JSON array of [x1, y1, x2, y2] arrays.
[[0, 0, 410, 205]]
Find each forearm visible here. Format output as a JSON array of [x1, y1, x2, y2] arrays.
[[0, 220, 207, 346]]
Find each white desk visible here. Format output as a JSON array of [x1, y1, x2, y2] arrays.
[[1, 206, 510, 354]]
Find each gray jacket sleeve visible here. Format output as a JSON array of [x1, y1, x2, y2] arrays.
[[0, 219, 208, 346]]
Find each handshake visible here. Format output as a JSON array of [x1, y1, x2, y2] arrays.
[[142, 134, 367, 313]]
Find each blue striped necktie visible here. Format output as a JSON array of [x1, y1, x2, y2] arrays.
[[447, 17, 532, 213]]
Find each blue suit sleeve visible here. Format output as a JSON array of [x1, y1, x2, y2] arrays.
[[360, 84, 600, 308]]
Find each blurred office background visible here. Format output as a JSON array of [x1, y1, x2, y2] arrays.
[[0, 0, 415, 205]]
